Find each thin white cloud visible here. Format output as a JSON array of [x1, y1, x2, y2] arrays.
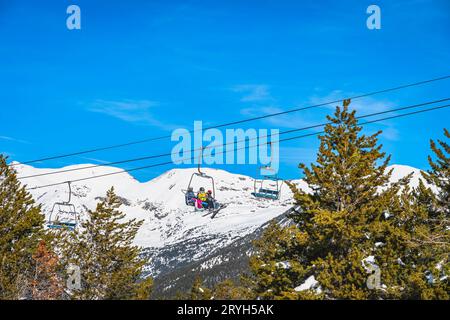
[[239, 88, 400, 131], [236, 85, 403, 143], [308, 90, 396, 114], [78, 156, 111, 164], [0, 135, 30, 144], [240, 106, 281, 117], [362, 122, 401, 142], [231, 84, 272, 102], [381, 126, 400, 141], [308, 90, 403, 141], [88, 99, 178, 130]]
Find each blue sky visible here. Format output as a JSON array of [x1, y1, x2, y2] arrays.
[[0, 0, 449, 182]]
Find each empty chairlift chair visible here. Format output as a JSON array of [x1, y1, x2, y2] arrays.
[[252, 176, 282, 200], [251, 165, 283, 200], [47, 182, 79, 230], [251, 141, 283, 200]]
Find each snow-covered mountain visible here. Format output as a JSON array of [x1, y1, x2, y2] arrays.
[[16, 164, 298, 249], [12, 162, 425, 297]]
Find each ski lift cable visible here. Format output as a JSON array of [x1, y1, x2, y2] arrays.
[[25, 103, 450, 190], [17, 97, 450, 180], [10, 75, 450, 167]]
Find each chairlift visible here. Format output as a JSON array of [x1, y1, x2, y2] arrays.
[[47, 181, 79, 230], [251, 141, 283, 200], [251, 166, 283, 200], [185, 171, 215, 206], [183, 147, 218, 209]]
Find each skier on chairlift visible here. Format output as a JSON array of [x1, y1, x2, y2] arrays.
[[197, 187, 207, 202], [186, 187, 196, 205], [206, 190, 216, 210], [195, 187, 208, 209]]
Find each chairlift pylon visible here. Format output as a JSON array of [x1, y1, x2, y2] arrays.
[[47, 181, 79, 230]]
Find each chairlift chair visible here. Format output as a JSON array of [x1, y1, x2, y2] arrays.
[[184, 169, 216, 207], [251, 166, 283, 200], [47, 182, 79, 231], [251, 141, 283, 200], [183, 147, 218, 210]]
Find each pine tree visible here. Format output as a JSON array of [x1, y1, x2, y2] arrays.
[[422, 129, 450, 205], [249, 222, 319, 299], [29, 240, 64, 300], [251, 101, 395, 299], [212, 278, 255, 300], [0, 156, 46, 299], [188, 276, 212, 300], [370, 181, 448, 299], [249, 101, 448, 299], [405, 128, 450, 299], [56, 187, 152, 300], [419, 128, 449, 250]]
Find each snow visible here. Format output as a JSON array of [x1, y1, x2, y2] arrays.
[[397, 258, 406, 266], [294, 275, 319, 292], [362, 255, 380, 273], [387, 164, 426, 189], [275, 261, 291, 269], [363, 255, 375, 264]]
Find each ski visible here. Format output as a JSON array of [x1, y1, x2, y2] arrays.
[[201, 210, 214, 217], [210, 204, 228, 219]]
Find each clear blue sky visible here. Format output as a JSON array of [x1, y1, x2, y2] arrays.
[[0, 0, 449, 181]]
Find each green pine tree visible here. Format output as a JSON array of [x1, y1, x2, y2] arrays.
[[419, 128, 449, 246], [251, 100, 396, 299], [0, 156, 46, 299], [249, 221, 323, 299], [422, 128, 450, 204], [249, 101, 448, 299], [405, 128, 450, 299], [370, 181, 448, 299], [56, 187, 152, 300], [188, 276, 212, 300], [212, 278, 254, 300]]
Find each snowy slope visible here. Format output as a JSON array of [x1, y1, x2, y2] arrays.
[[13, 162, 425, 279], [387, 164, 424, 188]]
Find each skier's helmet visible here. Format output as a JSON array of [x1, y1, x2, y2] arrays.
[[199, 187, 205, 192]]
